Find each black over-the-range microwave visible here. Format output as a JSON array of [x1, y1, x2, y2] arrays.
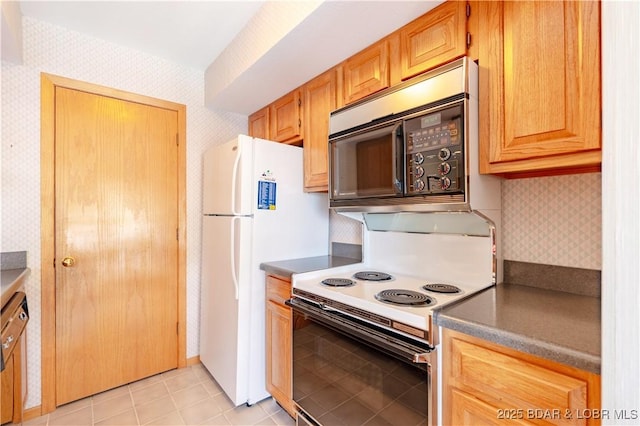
[[329, 56, 482, 213]]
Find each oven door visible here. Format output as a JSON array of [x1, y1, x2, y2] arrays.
[[287, 297, 435, 426], [329, 121, 404, 203]]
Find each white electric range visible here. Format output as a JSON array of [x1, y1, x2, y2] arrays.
[[291, 223, 497, 346]]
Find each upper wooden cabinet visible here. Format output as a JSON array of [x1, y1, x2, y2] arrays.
[[270, 89, 303, 144], [443, 329, 601, 426], [400, 0, 469, 80], [248, 106, 270, 140], [302, 69, 336, 192], [341, 39, 390, 105], [478, 0, 602, 176]]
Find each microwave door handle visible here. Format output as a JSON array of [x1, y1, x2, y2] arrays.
[[391, 122, 403, 194]]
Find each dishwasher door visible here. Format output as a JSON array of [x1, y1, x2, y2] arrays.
[[1, 291, 29, 371]]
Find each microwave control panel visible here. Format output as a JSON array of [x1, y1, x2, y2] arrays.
[[404, 105, 464, 195]]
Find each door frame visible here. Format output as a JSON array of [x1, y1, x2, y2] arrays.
[[40, 73, 187, 414]]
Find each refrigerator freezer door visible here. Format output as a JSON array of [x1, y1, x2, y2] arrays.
[[199, 215, 254, 406], [203, 135, 254, 215]]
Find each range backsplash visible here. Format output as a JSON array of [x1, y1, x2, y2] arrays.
[[330, 173, 602, 271]]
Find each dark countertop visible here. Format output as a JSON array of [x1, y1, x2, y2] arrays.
[[434, 283, 601, 374], [260, 255, 362, 278], [1, 268, 30, 307]]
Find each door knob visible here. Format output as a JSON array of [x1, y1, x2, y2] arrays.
[[61, 257, 76, 267]]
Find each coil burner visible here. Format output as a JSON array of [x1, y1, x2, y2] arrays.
[[375, 289, 435, 306], [353, 271, 393, 281], [321, 278, 356, 287], [422, 283, 462, 294]]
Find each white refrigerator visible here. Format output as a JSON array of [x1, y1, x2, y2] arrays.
[[199, 135, 329, 406]]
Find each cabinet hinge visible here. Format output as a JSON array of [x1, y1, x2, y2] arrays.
[[176, 228, 179, 241], [298, 98, 302, 107], [298, 118, 302, 128], [176, 134, 179, 146], [177, 322, 179, 335], [466, 2, 471, 18], [466, 32, 472, 49]]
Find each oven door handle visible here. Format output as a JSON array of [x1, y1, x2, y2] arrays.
[[287, 297, 433, 366], [413, 352, 433, 364]]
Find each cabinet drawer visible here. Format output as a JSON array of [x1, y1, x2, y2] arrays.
[[450, 337, 588, 416], [451, 388, 533, 426], [266, 275, 291, 306]]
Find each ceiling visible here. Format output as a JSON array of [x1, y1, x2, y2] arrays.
[[18, 1, 266, 70], [14, 1, 443, 114]]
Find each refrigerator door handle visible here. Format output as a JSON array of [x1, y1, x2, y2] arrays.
[[230, 143, 242, 216], [230, 216, 240, 300]]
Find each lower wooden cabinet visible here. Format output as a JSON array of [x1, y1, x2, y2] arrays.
[[443, 329, 601, 426], [0, 333, 26, 424], [265, 274, 295, 417]]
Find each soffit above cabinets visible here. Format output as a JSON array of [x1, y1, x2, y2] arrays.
[[12, 1, 443, 114], [204, 1, 443, 114]]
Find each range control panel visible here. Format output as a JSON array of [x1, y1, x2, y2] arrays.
[[404, 104, 465, 195]]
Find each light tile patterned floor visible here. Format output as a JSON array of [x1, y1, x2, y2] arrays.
[[14, 364, 295, 426]]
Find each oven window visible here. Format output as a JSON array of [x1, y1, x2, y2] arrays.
[[293, 319, 428, 426], [330, 122, 403, 200]]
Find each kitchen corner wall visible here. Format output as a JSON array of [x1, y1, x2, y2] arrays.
[[330, 173, 602, 271], [1, 18, 247, 409], [502, 172, 601, 270]]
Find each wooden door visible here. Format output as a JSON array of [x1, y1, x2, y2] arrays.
[[53, 86, 179, 405]]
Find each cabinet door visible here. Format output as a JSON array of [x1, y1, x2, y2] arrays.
[[400, 0, 468, 80], [1, 352, 14, 424], [266, 301, 293, 416], [248, 106, 270, 139], [302, 69, 336, 192], [342, 39, 389, 105], [270, 90, 303, 144], [479, 1, 601, 176], [265, 275, 295, 417]]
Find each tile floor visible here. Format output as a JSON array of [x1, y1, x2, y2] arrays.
[[14, 364, 295, 426]]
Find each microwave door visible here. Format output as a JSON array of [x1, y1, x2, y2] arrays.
[[331, 122, 403, 201]]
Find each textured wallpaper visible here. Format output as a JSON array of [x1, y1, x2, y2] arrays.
[[502, 173, 602, 270], [1, 18, 246, 409]]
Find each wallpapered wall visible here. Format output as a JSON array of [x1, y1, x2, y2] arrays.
[[331, 172, 603, 271], [1, 18, 247, 409]]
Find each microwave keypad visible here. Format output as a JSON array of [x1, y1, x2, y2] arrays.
[[406, 122, 462, 195], [406, 121, 459, 151]]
